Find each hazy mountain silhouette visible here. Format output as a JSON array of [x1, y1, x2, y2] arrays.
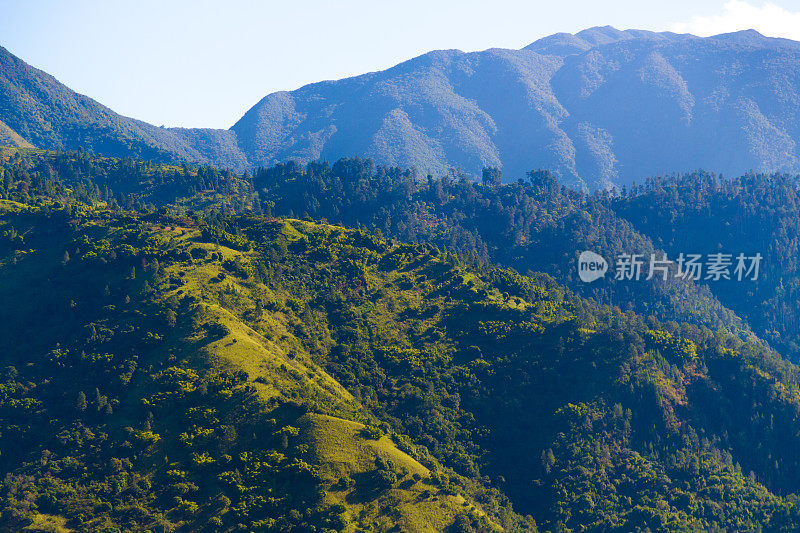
[[4, 26, 800, 188], [232, 26, 800, 188], [0, 44, 246, 168]]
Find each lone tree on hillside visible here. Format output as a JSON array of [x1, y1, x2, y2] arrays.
[[481, 166, 502, 187], [75, 391, 87, 412]]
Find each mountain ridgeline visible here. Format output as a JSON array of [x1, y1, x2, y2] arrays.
[[5, 26, 800, 188], [6, 149, 800, 532]]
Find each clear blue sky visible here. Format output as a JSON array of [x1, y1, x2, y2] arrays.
[[3, 0, 800, 129]]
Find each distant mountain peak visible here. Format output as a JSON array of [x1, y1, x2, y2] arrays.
[[524, 26, 695, 56], [574, 25, 637, 45], [524, 26, 800, 57], [707, 28, 800, 50], [712, 28, 766, 40], [230, 26, 800, 189]]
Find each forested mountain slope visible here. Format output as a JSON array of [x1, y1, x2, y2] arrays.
[[246, 159, 800, 361], [0, 45, 246, 169], [5, 148, 799, 361], [4, 150, 800, 531], [232, 26, 800, 188], [0, 197, 509, 532]]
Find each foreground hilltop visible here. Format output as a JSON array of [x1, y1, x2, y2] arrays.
[[5, 26, 800, 187], [0, 201, 508, 531]]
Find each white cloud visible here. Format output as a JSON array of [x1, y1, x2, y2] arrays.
[[672, 1, 800, 40]]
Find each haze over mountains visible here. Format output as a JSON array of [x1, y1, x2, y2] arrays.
[[4, 25, 800, 188]]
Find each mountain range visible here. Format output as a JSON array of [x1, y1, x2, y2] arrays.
[[4, 26, 800, 188], [8, 21, 800, 532]]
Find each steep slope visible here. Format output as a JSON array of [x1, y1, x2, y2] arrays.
[[0, 118, 32, 148], [0, 203, 502, 532], [610, 171, 800, 361], [0, 45, 248, 169], [6, 160, 800, 530], [232, 27, 800, 189]]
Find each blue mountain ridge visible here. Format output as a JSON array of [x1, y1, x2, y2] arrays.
[[3, 26, 800, 188]]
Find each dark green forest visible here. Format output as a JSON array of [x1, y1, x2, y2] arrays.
[[3, 148, 800, 532]]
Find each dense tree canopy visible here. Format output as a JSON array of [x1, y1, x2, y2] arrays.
[[3, 147, 800, 531]]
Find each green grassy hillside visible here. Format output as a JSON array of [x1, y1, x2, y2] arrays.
[[0, 119, 33, 149], [0, 201, 513, 532], [5, 153, 800, 531]]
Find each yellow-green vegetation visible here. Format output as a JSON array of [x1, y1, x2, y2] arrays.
[[162, 237, 354, 409], [0, 121, 34, 149], [300, 414, 429, 480], [6, 151, 800, 532], [0, 203, 503, 531], [299, 413, 497, 533], [23, 513, 71, 532]]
